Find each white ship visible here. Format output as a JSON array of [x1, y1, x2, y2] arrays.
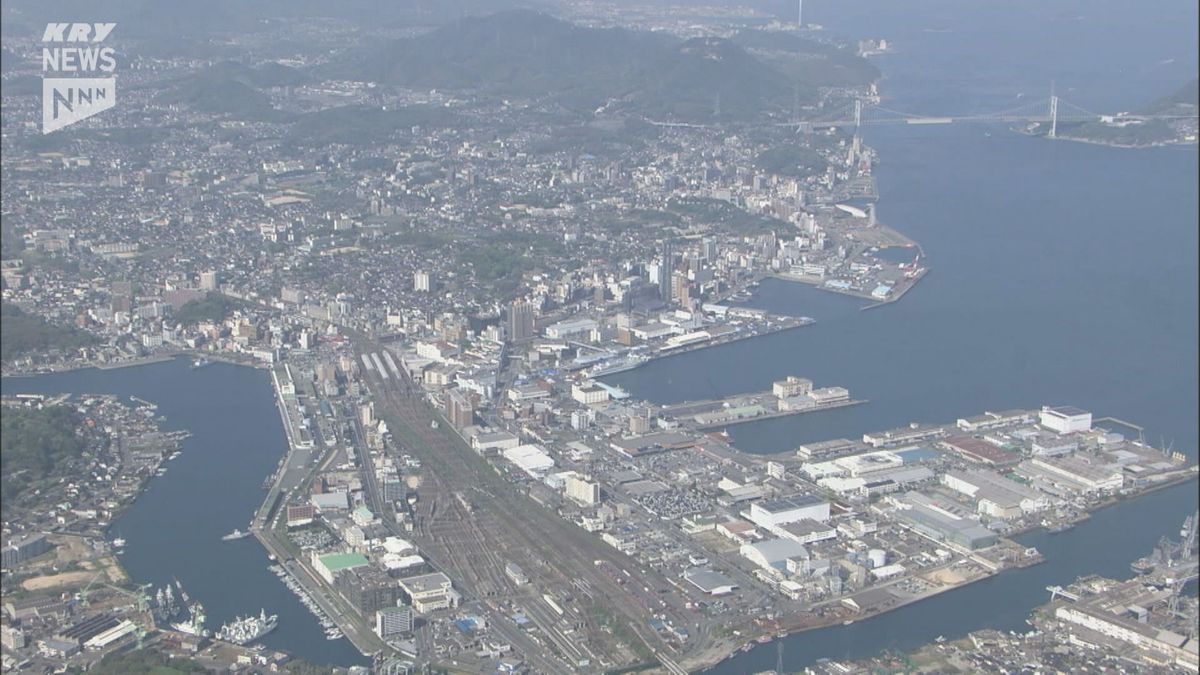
[[221, 528, 252, 541], [215, 609, 278, 645], [586, 354, 648, 378], [171, 602, 208, 637]]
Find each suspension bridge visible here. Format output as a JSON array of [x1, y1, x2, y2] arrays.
[[790, 92, 1199, 137], [645, 91, 1197, 137]]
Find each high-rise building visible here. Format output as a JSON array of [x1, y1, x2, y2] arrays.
[[199, 270, 218, 291], [508, 300, 535, 343], [413, 270, 431, 292], [445, 390, 475, 428], [376, 606, 413, 637], [672, 272, 690, 305], [565, 475, 601, 506], [658, 240, 675, 303]]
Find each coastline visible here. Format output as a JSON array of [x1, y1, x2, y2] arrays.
[[2, 349, 268, 379], [682, 469, 1199, 672], [1013, 126, 1197, 150]]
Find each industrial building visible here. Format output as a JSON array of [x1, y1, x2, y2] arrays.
[[1022, 456, 1123, 494], [748, 494, 830, 528], [502, 444, 555, 477], [891, 492, 998, 550], [0, 534, 52, 568], [940, 436, 1020, 466], [571, 382, 610, 405], [398, 572, 460, 613], [797, 438, 865, 461], [956, 409, 1034, 432], [942, 469, 1050, 519], [772, 376, 813, 398], [774, 518, 837, 544], [683, 568, 737, 596], [1039, 406, 1092, 434], [311, 491, 350, 511], [313, 551, 370, 584], [472, 430, 521, 453], [740, 538, 808, 571], [84, 620, 137, 649]]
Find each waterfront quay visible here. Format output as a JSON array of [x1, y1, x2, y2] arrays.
[[262, 331, 1199, 672], [256, 362, 384, 659], [817, 511, 1200, 674], [659, 375, 864, 431]]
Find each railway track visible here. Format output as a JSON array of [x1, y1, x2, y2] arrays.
[[357, 345, 686, 669]]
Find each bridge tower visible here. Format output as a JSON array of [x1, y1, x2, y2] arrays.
[[1048, 95, 1059, 138]]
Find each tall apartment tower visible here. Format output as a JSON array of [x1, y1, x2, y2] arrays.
[[413, 270, 431, 292], [508, 300, 535, 343], [658, 240, 675, 303]]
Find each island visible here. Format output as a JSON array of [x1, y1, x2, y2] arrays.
[[1024, 78, 1199, 147]]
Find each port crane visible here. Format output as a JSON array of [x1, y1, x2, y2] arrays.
[[77, 573, 152, 613]]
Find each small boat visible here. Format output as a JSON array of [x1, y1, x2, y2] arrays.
[[191, 358, 212, 369], [112, 537, 126, 549]]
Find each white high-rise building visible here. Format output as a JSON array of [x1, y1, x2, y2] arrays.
[[200, 270, 218, 291], [414, 270, 431, 292], [565, 474, 601, 506]]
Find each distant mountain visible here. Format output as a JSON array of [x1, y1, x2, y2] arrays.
[[155, 61, 312, 120], [328, 10, 805, 121], [1142, 78, 1199, 115], [336, 11, 662, 97], [2, 0, 550, 38], [287, 105, 459, 146], [158, 67, 282, 120], [629, 37, 795, 120], [731, 30, 880, 87]]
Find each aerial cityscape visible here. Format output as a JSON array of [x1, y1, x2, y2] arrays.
[[1, 1, 1197, 674]]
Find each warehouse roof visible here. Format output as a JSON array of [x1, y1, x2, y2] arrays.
[[319, 552, 369, 572]]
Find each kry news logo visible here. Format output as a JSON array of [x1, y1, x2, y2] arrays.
[[42, 22, 117, 134]]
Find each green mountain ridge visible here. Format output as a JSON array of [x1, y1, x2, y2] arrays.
[[327, 10, 813, 121]]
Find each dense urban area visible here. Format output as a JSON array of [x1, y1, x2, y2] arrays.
[[1, 1, 1198, 674]]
